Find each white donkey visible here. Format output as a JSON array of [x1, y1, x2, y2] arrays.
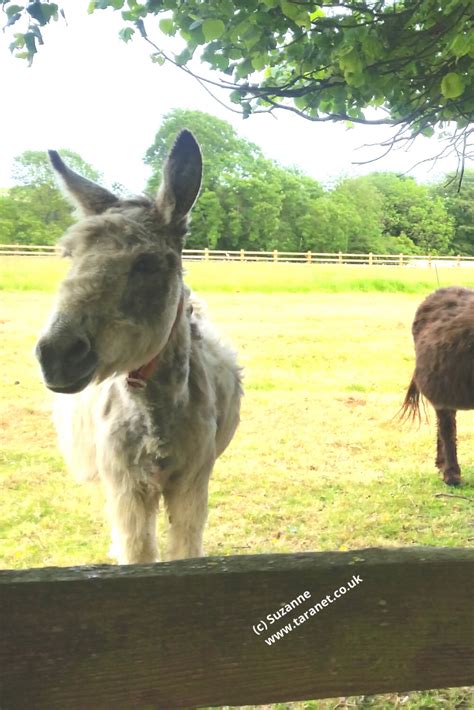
[[35, 131, 242, 564]]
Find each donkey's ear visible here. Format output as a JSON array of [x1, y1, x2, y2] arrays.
[[156, 130, 202, 225], [48, 150, 118, 216]]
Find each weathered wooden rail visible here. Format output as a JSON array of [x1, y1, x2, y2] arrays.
[[2, 243, 474, 267], [1, 547, 473, 709]]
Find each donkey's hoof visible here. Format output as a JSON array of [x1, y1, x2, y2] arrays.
[[443, 471, 461, 486]]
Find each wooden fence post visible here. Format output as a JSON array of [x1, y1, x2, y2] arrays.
[[240, 249, 245, 262], [273, 250, 278, 263], [368, 252, 373, 266], [307, 251, 312, 264], [428, 254, 432, 268], [399, 253, 404, 267], [338, 251, 343, 265], [204, 247, 209, 261], [457, 254, 461, 267]]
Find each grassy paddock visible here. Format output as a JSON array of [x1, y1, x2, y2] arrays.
[[1, 254, 474, 294], [0, 258, 473, 709]]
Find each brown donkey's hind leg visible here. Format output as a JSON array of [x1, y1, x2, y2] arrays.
[[435, 424, 444, 471], [436, 409, 461, 486]]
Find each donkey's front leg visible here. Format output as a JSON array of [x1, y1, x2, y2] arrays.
[[104, 479, 160, 564], [163, 467, 211, 560]]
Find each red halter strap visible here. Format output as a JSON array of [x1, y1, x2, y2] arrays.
[[126, 294, 185, 389]]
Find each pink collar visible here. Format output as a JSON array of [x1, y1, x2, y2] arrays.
[[126, 294, 185, 389]]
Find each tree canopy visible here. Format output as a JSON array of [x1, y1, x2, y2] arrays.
[[4, 0, 473, 168]]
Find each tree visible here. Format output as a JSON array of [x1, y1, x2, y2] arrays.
[[310, 195, 355, 253], [364, 172, 455, 254], [0, 150, 100, 245], [0, 191, 49, 244], [5, 1, 473, 170], [12, 150, 101, 187], [328, 177, 385, 253], [272, 169, 324, 252], [146, 110, 324, 251], [145, 109, 262, 193], [432, 170, 474, 255]]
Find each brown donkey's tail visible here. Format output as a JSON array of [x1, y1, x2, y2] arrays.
[[398, 375, 422, 423]]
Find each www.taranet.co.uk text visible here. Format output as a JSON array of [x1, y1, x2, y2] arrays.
[[252, 573, 363, 645]]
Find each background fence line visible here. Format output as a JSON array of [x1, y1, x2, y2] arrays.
[[2, 243, 474, 267]]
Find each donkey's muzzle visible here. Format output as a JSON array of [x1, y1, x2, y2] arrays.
[[35, 321, 97, 394]]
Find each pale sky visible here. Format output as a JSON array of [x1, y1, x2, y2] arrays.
[[1, 2, 469, 194]]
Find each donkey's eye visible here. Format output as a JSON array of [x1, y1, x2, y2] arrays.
[[131, 254, 160, 275]]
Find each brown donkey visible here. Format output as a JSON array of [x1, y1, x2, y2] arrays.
[[401, 286, 474, 486], [35, 131, 242, 563]]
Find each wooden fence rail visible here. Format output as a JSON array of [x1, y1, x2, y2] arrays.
[[1, 547, 473, 709], [2, 243, 474, 267]]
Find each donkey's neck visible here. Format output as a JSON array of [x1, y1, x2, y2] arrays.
[[126, 292, 186, 389], [134, 302, 192, 408]]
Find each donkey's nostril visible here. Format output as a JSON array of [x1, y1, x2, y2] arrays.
[[65, 336, 91, 364]]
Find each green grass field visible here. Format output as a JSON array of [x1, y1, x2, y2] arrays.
[[2, 254, 474, 294], [1, 257, 473, 710]]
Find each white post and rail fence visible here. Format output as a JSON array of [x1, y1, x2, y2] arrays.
[[1, 243, 474, 267]]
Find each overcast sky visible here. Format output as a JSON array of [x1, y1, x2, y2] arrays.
[[1, 2, 470, 193]]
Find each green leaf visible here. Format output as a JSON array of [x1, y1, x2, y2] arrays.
[[6, 5, 24, 18], [175, 47, 192, 65], [159, 17, 175, 35], [449, 34, 470, 58], [202, 18, 225, 42], [344, 68, 364, 87], [119, 26, 135, 42], [235, 57, 253, 80], [5, 11, 22, 27], [9, 34, 25, 51], [151, 52, 165, 65], [241, 101, 252, 118], [339, 48, 363, 75], [229, 90, 243, 103], [242, 25, 261, 50], [294, 95, 308, 110], [363, 35, 384, 61], [26, 1, 45, 24], [440, 72, 465, 99], [251, 53, 267, 71], [211, 54, 229, 71], [23, 31, 37, 54], [260, 0, 278, 8], [280, 0, 309, 27], [41, 3, 58, 22]]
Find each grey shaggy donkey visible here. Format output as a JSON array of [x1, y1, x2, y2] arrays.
[[35, 131, 242, 564]]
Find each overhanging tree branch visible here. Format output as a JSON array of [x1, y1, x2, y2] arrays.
[[4, 0, 473, 175]]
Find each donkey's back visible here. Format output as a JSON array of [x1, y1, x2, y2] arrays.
[[411, 286, 474, 411]]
